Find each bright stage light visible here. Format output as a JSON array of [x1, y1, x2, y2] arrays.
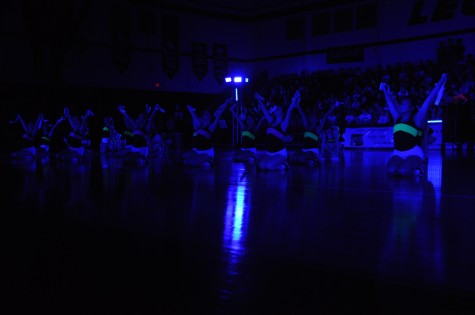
[[224, 76, 249, 84]]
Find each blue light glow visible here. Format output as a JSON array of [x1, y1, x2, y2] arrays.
[[221, 167, 250, 294], [223, 175, 248, 251], [427, 151, 442, 216]]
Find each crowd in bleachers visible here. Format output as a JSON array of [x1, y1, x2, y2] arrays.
[[221, 38, 472, 149], [256, 41, 470, 128]]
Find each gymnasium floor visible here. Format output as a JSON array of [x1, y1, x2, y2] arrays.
[[3, 147, 475, 314]]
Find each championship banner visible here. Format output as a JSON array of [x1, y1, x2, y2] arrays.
[[213, 43, 228, 84], [192, 42, 208, 80], [343, 126, 393, 148], [162, 14, 180, 79]]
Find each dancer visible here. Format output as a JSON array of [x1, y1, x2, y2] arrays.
[[381, 73, 447, 176], [182, 97, 233, 167], [9, 112, 44, 159], [255, 90, 299, 171], [58, 106, 95, 160], [37, 112, 68, 157], [118, 103, 164, 161], [290, 100, 340, 166], [229, 102, 265, 164]]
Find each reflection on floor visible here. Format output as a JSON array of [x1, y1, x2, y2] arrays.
[[3, 148, 475, 314]]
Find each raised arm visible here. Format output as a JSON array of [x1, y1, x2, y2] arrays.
[[46, 115, 66, 138], [118, 105, 138, 130], [208, 97, 233, 133], [33, 113, 44, 132], [14, 113, 40, 135], [15, 113, 28, 132], [253, 115, 266, 134], [186, 104, 201, 130], [316, 101, 339, 134], [379, 82, 400, 121], [77, 109, 94, 136], [281, 90, 300, 132], [146, 104, 165, 133], [229, 103, 245, 129], [414, 73, 447, 126], [295, 102, 309, 130], [64, 107, 81, 132], [254, 92, 273, 124]]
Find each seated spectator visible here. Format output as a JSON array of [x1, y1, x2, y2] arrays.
[[345, 110, 356, 127], [357, 108, 373, 125]]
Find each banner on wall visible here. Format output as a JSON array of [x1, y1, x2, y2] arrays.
[[162, 14, 180, 79], [213, 43, 228, 84], [343, 122, 443, 149], [192, 42, 208, 80], [343, 126, 393, 148]]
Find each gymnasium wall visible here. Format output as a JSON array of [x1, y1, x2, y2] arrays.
[[0, 0, 473, 96]]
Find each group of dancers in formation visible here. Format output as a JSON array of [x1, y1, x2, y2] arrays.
[[7, 73, 447, 177]]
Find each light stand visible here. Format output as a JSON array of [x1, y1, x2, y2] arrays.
[[225, 76, 249, 151]]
